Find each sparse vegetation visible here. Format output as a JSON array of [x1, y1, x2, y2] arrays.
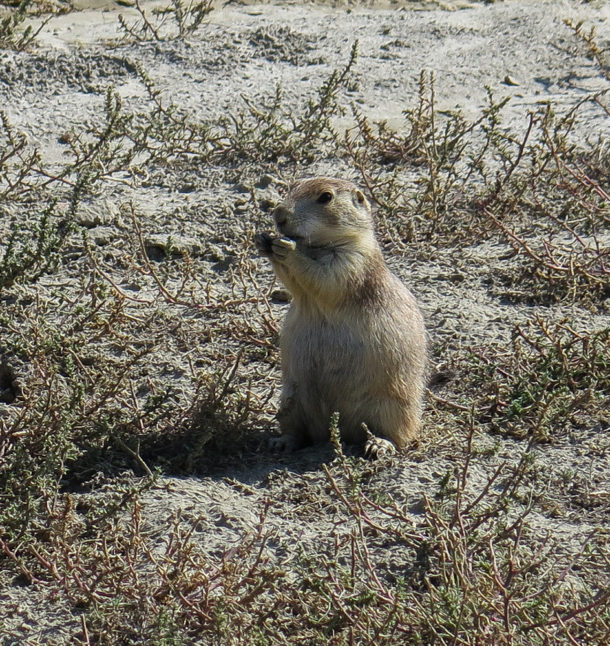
[[0, 2, 608, 644], [0, 0, 64, 50], [469, 318, 610, 441], [344, 74, 609, 308], [118, 0, 214, 43]]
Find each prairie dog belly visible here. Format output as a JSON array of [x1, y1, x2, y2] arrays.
[[281, 307, 391, 443]]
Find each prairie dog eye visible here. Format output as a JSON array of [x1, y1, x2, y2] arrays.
[[317, 191, 333, 204]]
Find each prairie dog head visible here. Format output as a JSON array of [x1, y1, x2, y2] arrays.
[[272, 178, 374, 247]]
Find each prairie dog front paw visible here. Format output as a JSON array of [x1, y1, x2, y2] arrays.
[[271, 237, 297, 260], [254, 232, 274, 255]]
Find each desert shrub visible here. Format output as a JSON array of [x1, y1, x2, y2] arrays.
[[454, 318, 610, 442], [118, 0, 214, 43], [213, 41, 358, 167], [0, 206, 73, 289], [44, 44, 357, 186], [0, 111, 81, 287], [0, 207, 274, 540], [297, 440, 610, 646], [0, 0, 64, 50], [0, 276, 166, 537], [3, 432, 607, 645], [343, 69, 608, 306], [110, 40, 357, 169]]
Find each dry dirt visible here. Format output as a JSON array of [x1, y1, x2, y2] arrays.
[[0, 0, 609, 643]]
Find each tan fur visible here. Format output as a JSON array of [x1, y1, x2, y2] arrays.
[[255, 177, 427, 452]]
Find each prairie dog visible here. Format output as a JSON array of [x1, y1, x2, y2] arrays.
[[255, 177, 427, 456]]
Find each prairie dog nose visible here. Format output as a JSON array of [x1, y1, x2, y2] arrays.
[[273, 205, 291, 226]]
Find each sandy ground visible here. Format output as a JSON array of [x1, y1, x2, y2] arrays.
[[0, 0, 609, 642]]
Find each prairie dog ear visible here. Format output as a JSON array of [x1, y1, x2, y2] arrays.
[[352, 189, 368, 209]]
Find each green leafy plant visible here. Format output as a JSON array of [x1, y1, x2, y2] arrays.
[[469, 318, 609, 441], [0, 206, 73, 289]]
